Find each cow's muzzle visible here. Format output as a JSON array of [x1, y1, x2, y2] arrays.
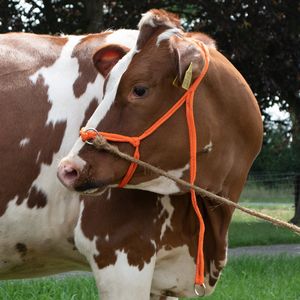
[[57, 160, 81, 190]]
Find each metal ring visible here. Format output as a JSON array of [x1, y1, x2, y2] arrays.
[[83, 127, 99, 145], [194, 283, 206, 297]]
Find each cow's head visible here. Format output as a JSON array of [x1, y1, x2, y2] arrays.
[[58, 9, 211, 195]]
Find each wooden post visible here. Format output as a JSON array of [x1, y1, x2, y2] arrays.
[[290, 174, 300, 225]]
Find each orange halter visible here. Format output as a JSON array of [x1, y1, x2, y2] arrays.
[[80, 41, 210, 294]]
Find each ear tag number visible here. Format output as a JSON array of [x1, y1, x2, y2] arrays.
[[182, 62, 193, 90]]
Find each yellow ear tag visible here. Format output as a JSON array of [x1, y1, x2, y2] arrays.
[[172, 75, 180, 88], [181, 62, 193, 90]]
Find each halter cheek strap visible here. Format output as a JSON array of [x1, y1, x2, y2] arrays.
[[80, 42, 210, 295]]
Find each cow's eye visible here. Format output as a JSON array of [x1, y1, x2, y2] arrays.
[[132, 86, 148, 98]]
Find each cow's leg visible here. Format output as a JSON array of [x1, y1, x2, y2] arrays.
[[74, 192, 161, 300], [76, 227, 156, 300], [90, 252, 156, 300]]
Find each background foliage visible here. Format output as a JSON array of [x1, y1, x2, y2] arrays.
[[1, 0, 299, 174], [0, 0, 299, 211]]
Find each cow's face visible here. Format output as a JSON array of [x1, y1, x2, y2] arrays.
[[58, 10, 207, 195]]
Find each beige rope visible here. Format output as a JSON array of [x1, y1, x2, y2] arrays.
[[92, 135, 300, 235]]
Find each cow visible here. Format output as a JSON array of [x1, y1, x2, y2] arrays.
[[0, 29, 139, 279], [58, 9, 263, 300]]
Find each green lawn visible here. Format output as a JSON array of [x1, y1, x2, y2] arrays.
[[202, 255, 300, 300], [240, 181, 294, 203], [0, 276, 98, 300], [229, 203, 300, 247], [1, 256, 299, 300]]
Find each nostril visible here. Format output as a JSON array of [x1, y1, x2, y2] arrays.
[[63, 166, 79, 181], [57, 163, 80, 188]]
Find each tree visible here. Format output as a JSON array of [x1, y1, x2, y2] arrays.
[[0, 0, 299, 221]]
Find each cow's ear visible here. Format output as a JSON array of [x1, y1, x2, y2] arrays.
[[93, 45, 130, 77], [137, 9, 182, 50], [171, 36, 205, 87]]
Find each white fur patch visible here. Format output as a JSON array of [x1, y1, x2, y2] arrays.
[[159, 196, 174, 240], [138, 11, 180, 30], [36, 151, 41, 163], [210, 260, 219, 280], [30, 36, 82, 125], [95, 251, 155, 300], [19, 137, 30, 147], [152, 245, 195, 297], [127, 163, 189, 194], [105, 29, 138, 49], [202, 141, 213, 152], [138, 11, 158, 28], [156, 28, 181, 46], [75, 204, 100, 264], [203, 274, 216, 296], [106, 188, 112, 200]]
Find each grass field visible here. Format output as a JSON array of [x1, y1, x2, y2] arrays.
[[229, 203, 300, 247], [240, 178, 294, 203], [1, 256, 299, 300], [0, 276, 97, 300], [201, 255, 300, 300], [0, 204, 299, 299]]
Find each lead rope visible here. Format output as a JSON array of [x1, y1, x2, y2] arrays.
[[186, 89, 206, 292], [81, 132, 300, 238]]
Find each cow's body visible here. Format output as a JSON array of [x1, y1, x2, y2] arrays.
[[0, 30, 138, 279], [59, 9, 263, 300]]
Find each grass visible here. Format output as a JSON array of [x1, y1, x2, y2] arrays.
[[1, 256, 299, 300], [204, 255, 300, 300], [0, 276, 98, 300], [229, 203, 300, 247], [240, 182, 294, 203]]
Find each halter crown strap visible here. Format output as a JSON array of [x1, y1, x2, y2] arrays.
[[80, 41, 210, 293]]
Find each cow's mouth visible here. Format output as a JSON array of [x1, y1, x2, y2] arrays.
[[80, 186, 108, 196], [74, 180, 108, 194]]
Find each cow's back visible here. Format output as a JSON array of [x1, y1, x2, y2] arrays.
[[0, 32, 89, 278], [0, 30, 138, 279]]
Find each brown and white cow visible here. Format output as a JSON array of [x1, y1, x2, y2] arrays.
[[0, 29, 138, 279], [59, 9, 263, 299]]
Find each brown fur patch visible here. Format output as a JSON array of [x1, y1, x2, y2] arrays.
[[72, 33, 111, 98], [23, 187, 47, 209], [80, 98, 99, 129], [81, 189, 165, 270], [0, 33, 67, 216]]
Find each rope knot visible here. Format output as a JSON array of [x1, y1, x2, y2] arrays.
[[129, 137, 140, 147], [80, 127, 98, 144]]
